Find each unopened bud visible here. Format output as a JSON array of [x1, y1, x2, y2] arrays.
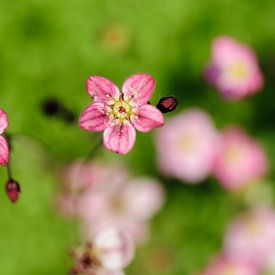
[[156, 96, 178, 113], [6, 180, 21, 203]]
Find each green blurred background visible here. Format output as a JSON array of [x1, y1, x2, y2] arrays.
[[1, 0, 275, 274]]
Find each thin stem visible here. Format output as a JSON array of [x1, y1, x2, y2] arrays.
[[6, 162, 13, 181], [5, 133, 13, 181], [85, 137, 103, 161], [70, 137, 103, 247]]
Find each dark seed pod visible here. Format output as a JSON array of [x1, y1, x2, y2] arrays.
[[6, 180, 21, 203], [156, 96, 178, 113]]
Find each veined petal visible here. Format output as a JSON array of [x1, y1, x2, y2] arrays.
[[122, 73, 156, 105], [0, 109, 8, 134], [132, 104, 164, 132], [103, 121, 136, 154], [93, 227, 135, 270], [86, 76, 120, 102], [79, 102, 110, 131], [0, 135, 9, 165]]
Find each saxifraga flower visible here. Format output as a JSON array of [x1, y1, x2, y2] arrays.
[[79, 74, 164, 154]]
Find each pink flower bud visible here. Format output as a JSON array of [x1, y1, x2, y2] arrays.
[[156, 96, 178, 113], [6, 180, 21, 203]]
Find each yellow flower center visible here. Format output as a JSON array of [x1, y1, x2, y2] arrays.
[[107, 100, 137, 123], [224, 145, 243, 166], [229, 62, 248, 80], [180, 135, 197, 152]]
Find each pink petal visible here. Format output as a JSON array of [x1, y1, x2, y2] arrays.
[[86, 76, 120, 102], [0, 109, 8, 134], [122, 74, 156, 105], [103, 121, 136, 154], [79, 102, 110, 131], [131, 104, 164, 132], [0, 136, 9, 165], [93, 227, 135, 270], [123, 178, 165, 221]]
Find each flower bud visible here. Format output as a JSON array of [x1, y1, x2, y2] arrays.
[[6, 180, 21, 203], [156, 96, 178, 113]]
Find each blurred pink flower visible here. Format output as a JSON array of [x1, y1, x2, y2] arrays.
[[79, 74, 164, 154], [57, 161, 165, 244], [92, 227, 134, 270], [224, 208, 275, 268], [201, 255, 258, 275], [57, 161, 128, 217], [0, 108, 9, 165], [156, 108, 218, 183], [205, 36, 263, 100], [213, 127, 268, 191], [71, 226, 134, 274], [82, 176, 165, 244]]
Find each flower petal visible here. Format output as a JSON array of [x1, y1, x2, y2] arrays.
[[79, 102, 110, 131], [0, 136, 9, 165], [93, 227, 135, 270], [123, 178, 165, 220], [103, 121, 136, 154], [86, 76, 120, 102], [132, 104, 164, 132], [0, 109, 8, 134], [122, 73, 156, 105]]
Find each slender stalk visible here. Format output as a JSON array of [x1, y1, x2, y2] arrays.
[[6, 162, 13, 181], [85, 137, 103, 161], [5, 133, 14, 181]]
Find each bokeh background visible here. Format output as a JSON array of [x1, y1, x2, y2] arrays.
[[1, 0, 275, 274]]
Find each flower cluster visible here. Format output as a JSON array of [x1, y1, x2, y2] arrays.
[[57, 161, 165, 245], [201, 208, 275, 275], [57, 160, 165, 273], [156, 108, 268, 191]]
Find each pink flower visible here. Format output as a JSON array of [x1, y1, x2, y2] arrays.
[[0, 109, 9, 165], [70, 226, 134, 274], [155, 108, 218, 183], [79, 74, 164, 154], [201, 255, 258, 275], [92, 227, 134, 271], [57, 161, 128, 218], [57, 161, 165, 244], [81, 176, 165, 244], [205, 36, 263, 100], [224, 208, 275, 268], [213, 127, 268, 191]]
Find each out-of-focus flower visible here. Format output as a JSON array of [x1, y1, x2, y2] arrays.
[[57, 161, 128, 218], [263, 252, 275, 275], [82, 176, 165, 244], [213, 127, 268, 191], [224, 208, 275, 268], [0, 108, 9, 165], [205, 35, 263, 100], [100, 22, 131, 53], [156, 108, 218, 183], [57, 161, 165, 244], [201, 255, 258, 275], [79, 74, 164, 154], [70, 226, 134, 275]]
